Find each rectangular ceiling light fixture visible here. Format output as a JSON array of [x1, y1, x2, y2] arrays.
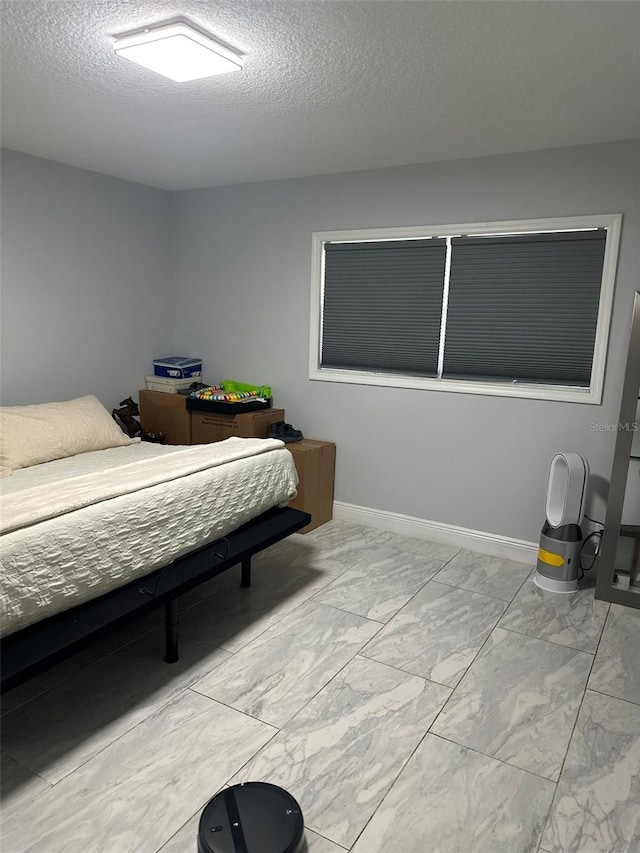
[[113, 21, 243, 82]]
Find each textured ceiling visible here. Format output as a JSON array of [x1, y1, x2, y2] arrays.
[[1, 0, 639, 190]]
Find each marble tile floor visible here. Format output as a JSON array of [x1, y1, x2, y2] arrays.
[[1, 520, 638, 852]]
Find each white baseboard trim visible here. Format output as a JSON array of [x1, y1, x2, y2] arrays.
[[333, 501, 538, 564]]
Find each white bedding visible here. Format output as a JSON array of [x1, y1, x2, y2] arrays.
[[0, 438, 298, 637]]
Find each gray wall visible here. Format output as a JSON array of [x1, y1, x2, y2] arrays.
[[171, 140, 640, 542], [1, 149, 172, 409]]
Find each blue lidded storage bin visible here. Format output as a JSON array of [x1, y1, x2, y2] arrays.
[[153, 357, 202, 379]]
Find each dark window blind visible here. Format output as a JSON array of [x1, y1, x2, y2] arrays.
[[322, 239, 447, 375], [443, 231, 606, 385]]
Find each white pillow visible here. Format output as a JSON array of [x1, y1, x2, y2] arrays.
[[0, 395, 138, 471]]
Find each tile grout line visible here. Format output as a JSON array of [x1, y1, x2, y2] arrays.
[[305, 830, 349, 852], [311, 566, 446, 616], [152, 792, 231, 853], [352, 652, 455, 693], [19, 640, 240, 789], [428, 575, 529, 604], [345, 562, 531, 701], [554, 599, 610, 779], [220, 721, 283, 785], [254, 536, 461, 642], [186, 685, 280, 731], [190, 594, 389, 737], [1, 750, 53, 789], [0, 618, 164, 718], [428, 731, 560, 784], [150, 699, 282, 851], [431, 551, 535, 603], [189, 565, 341, 655], [342, 722, 436, 851], [537, 599, 612, 848], [64, 680, 221, 788], [421, 575, 517, 604], [211, 595, 383, 675], [585, 684, 640, 707], [422, 572, 535, 738], [355, 575, 515, 690], [305, 599, 388, 624], [355, 651, 455, 691], [3, 682, 196, 791], [497, 623, 598, 655], [309, 550, 472, 632], [218, 611, 385, 731]]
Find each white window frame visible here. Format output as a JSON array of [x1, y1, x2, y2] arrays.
[[309, 214, 622, 404]]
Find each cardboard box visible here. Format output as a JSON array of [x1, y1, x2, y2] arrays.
[[191, 408, 285, 443], [139, 390, 191, 445], [286, 439, 336, 533]]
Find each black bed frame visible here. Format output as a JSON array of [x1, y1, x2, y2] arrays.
[[1, 506, 311, 693]]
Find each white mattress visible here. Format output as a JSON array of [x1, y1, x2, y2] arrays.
[[0, 439, 298, 637]]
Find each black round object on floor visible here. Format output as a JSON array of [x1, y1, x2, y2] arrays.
[[198, 782, 305, 853]]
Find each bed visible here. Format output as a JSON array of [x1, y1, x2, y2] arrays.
[[0, 396, 309, 689]]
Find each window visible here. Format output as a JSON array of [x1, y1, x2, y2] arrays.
[[309, 215, 621, 403]]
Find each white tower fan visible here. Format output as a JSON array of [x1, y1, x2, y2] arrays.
[[535, 453, 589, 593]]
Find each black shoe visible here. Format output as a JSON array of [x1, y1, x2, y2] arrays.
[[268, 421, 304, 443]]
